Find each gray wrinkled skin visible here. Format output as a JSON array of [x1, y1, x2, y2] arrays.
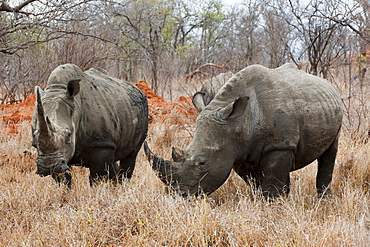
[[32, 64, 148, 186], [145, 64, 343, 197], [193, 71, 233, 112]]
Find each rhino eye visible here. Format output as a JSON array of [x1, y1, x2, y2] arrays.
[[199, 162, 206, 166], [65, 129, 72, 143]]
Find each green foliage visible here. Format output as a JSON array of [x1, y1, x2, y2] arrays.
[[358, 54, 368, 63], [199, 0, 226, 26], [113, 0, 226, 57]]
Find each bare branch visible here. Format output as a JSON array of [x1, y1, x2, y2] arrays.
[[0, 0, 37, 14], [14, 0, 38, 12], [185, 59, 232, 80], [325, 16, 370, 45]]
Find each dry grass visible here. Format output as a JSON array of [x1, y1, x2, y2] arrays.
[[1, 85, 370, 246]]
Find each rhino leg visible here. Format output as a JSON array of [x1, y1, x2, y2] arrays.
[[52, 171, 72, 188], [87, 148, 120, 185], [260, 150, 294, 198], [89, 162, 120, 185], [316, 135, 339, 195], [118, 148, 140, 181], [233, 162, 263, 190]]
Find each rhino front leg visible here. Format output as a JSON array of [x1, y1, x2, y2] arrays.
[[316, 135, 339, 195], [233, 162, 263, 190], [87, 148, 119, 185], [52, 171, 72, 188], [260, 150, 294, 198], [118, 148, 140, 181]]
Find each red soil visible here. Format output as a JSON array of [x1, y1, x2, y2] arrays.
[[1, 81, 197, 134], [135, 81, 197, 124], [1, 94, 35, 134]]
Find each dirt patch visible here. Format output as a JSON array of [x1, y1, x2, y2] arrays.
[[1, 94, 35, 134], [1, 81, 197, 134], [135, 81, 197, 125]]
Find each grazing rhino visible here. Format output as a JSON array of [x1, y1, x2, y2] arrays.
[[144, 64, 343, 197], [193, 71, 233, 111], [32, 64, 148, 186]]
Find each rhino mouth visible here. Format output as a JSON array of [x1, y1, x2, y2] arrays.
[[36, 160, 70, 176]]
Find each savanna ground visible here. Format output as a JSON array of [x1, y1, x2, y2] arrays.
[[1, 77, 370, 246]]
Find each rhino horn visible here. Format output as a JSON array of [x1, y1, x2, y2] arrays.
[[35, 86, 50, 137], [46, 116, 57, 133], [172, 146, 185, 162], [143, 141, 173, 183]]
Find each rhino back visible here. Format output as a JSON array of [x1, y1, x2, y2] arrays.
[[75, 69, 148, 160], [209, 65, 343, 169]]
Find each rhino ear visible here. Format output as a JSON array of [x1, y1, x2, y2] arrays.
[[172, 146, 185, 162], [192, 92, 206, 112], [66, 79, 81, 98], [217, 96, 249, 120]]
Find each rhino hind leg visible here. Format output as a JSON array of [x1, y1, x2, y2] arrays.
[[316, 135, 339, 195], [260, 150, 294, 198]]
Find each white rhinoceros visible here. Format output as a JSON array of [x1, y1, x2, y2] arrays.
[[145, 64, 343, 197], [32, 64, 148, 186]]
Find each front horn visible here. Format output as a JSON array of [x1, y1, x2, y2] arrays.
[[35, 86, 50, 137], [143, 141, 174, 184]]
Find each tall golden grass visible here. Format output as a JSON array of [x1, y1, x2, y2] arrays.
[[1, 78, 369, 246]]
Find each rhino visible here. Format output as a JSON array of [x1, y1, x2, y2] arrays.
[[32, 64, 148, 186], [144, 64, 343, 197], [193, 71, 233, 111]]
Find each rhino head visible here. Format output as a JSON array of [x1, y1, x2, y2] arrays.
[[145, 95, 249, 196], [32, 77, 81, 180]]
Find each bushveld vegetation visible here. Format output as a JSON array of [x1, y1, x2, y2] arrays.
[[0, 86, 369, 246], [1, 0, 370, 246]]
